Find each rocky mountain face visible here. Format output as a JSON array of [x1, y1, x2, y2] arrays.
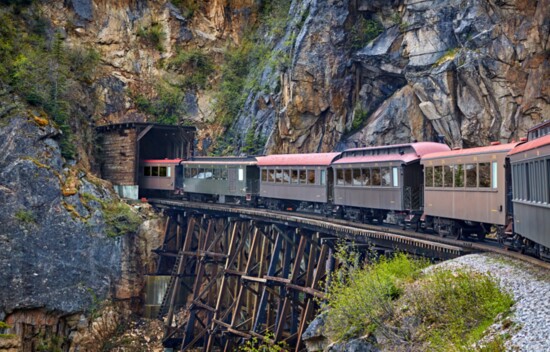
[[34, 0, 547, 154], [0, 90, 163, 349]]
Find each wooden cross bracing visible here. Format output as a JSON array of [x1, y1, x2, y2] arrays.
[[156, 212, 332, 351]]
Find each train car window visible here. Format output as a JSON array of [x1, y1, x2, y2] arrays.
[[268, 169, 275, 182], [525, 163, 530, 200], [320, 170, 326, 185], [222, 168, 228, 180], [299, 170, 307, 184], [353, 169, 362, 186], [238, 168, 244, 181], [206, 168, 214, 179], [191, 167, 198, 178], [381, 167, 390, 186], [184, 167, 190, 178], [291, 169, 299, 183], [275, 169, 283, 183], [159, 166, 167, 177], [144, 166, 151, 176], [283, 169, 290, 183], [491, 162, 498, 188], [213, 168, 220, 180], [197, 168, 205, 179], [261, 169, 267, 182], [308, 170, 315, 184], [344, 169, 352, 185], [425, 167, 433, 187], [454, 164, 464, 187], [466, 164, 477, 187], [152, 166, 159, 177], [392, 167, 399, 187], [336, 169, 344, 185], [443, 165, 452, 187], [433, 166, 443, 187], [479, 163, 490, 188], [363, 169, 371, 186], [372, 168, 381, 186]]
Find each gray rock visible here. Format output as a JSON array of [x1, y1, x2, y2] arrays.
[[0, 117, 124, 316], [71, 0, 93, 21]]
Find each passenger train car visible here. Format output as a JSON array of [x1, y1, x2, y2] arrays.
[[420, 142, 520, 240], [138, 122, 550, 259]]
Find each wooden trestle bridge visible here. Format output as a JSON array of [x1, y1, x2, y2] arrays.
[[149, 199, 469, 351]]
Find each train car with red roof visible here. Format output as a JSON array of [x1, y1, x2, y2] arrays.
[[508, 133, 550, 259], [256, 153, 340, 213], [420, 142, 520, 240], [139, 159, 184, 195], [332, 142, 450, 224]]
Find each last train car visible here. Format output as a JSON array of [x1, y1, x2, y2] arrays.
[[332, 142, 450, 223], [508, 133, 550, 258], [139, 159, 183, 195], [421, 142, 520, 239], [181, 156, 259, 204]]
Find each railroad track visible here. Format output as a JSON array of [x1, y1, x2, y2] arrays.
[[149, 198, 550, 269]]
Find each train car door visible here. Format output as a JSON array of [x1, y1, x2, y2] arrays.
[[228, 168, 237, 193], [326, 167, 334, 202]]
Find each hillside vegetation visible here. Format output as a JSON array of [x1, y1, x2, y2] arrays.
[[323, 251, 514, 351]]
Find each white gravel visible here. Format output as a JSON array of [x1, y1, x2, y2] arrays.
[[433, 253, 550, 352]]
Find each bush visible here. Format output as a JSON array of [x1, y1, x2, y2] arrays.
[[324, 252, 429, 341], [137, 23, 165, 51], [350, 108, 368, 132], [101, 200, 142, 238], [15, 209, 35, 223], [404, 269, 514, 350], [167, 48, 214, 90], [171, 0, 199, 18], [134, 82, 187, 125], [349, 17, 383, 50]]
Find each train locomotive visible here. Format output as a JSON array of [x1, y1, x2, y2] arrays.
[[139, 122, 550, 260]]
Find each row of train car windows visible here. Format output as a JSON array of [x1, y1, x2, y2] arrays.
[[261, 169, 326, 185], [184, 167, 229, 180], [336, 167, 399, 187], [143, 166, 171, 177], [424, 162, 497, 188], [512, 159, 550, 203]]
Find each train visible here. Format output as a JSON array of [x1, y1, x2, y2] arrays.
[[139, 121, 550, 260]]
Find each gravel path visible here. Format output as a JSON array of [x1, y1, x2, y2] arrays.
[[434, 253, 550, 351]]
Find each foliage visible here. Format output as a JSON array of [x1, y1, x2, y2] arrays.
[[134, 82, 188, 125], [0, 321, 16, 339], [167, 48, 214, 90], [350, 108, 368, 132], [137, 23, 165, 51], [212, 0, 291, 128], [349, 17, 383, 50], [324, 252, 429, 341], [171, 0, 199, 18], [435, 47, 459, 66], [239, 332, 287, 352], [101, 200, 142, 238], [37, 335, 63, 352], [403, 269, 514, 351], [15, 209, 35, 224], [0, 6, 101, 160], [242, 120, 266, 155]]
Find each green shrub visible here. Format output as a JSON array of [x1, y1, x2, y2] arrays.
[[242, 120, 266, 155], [404, 269, 514, 350], [101, 200, 142, 238], [324, 252, 429, 341], [350, 108, 368, 132], [15, 209, 35, 223], [137, 23, 165, 51], [167, 48, 214, 90], [171, 0, 199, 18], [134, 82, 187, 125], [349, 17, 383, 50], [239, 331, 287, 352]]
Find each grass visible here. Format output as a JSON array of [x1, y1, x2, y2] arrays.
[[324, 252, 514, 351], [81, 193, 142, 237], [166, 48, 214, 90], [349, 17, 383, 50], [15, 209, 35, 224], [137, 23, 165, 52]]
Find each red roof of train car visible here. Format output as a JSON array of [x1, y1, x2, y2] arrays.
[[345, 142, 450, 156], [335, 142, 450, 165], [508, 134, 550, 155], [140, 159, 184, 164], [257, 153, 340, 167], [422, 142, 520, 160]]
